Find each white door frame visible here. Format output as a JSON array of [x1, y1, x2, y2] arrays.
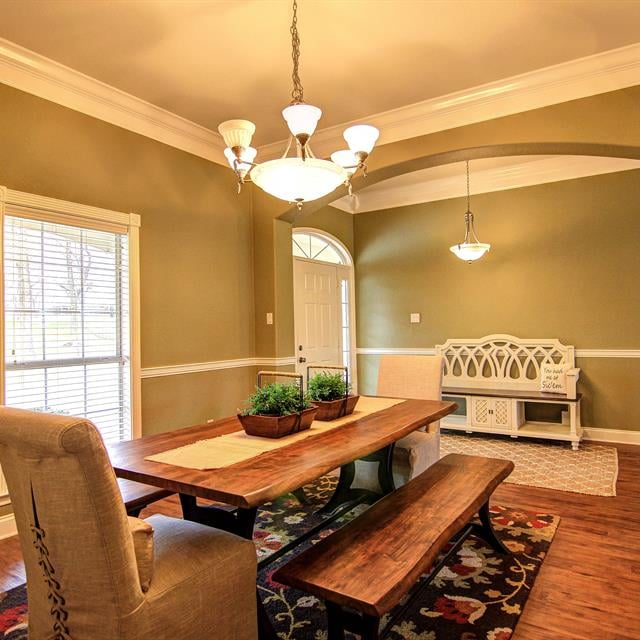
[[292, 228, 358, 392]]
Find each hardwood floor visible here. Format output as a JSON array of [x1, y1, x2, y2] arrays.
[[1, 442, 638, 639]]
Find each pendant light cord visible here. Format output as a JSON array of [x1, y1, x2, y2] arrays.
[[290, 0, 304, 103]]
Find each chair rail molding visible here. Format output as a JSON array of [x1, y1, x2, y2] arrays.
[[0, 513, 17, 541], [1, 37, 639, 166], [141, 357, 297, 379], [356, 347, 640, 358]]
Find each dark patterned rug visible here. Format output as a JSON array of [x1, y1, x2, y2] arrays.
[[0, 475, 558, 640]]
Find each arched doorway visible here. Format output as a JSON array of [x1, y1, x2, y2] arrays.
[[292, 228, 357, 389]]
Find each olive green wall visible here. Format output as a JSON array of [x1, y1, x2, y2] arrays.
[[0, 82, 257, 433], [354, 169, 640, 430]]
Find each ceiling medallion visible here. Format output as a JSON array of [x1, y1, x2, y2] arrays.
[[450, 161, 491, 262], [217, 0, 379, 209]]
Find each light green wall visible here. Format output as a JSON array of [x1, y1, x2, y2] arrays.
[[0, 82, 257, 432], [355, 170, 640, 430]]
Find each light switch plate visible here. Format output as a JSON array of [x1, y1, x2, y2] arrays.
[[266, 312, 274, 325], [410, 313, 421, 324]]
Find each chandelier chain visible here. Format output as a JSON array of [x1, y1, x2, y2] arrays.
[[290, 0, 304, 103], [466, 160, 471, 212]]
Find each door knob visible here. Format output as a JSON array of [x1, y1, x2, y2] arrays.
[[298, 357, 307, 363]]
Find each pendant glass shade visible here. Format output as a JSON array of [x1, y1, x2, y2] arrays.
[[251, 157, 347, 203], [344, 124, 380, 154], [218, 119, 256, 149], [223, 146, 257, 174], [450, 242, 491, 262], [330, 150, 359, 176], [282, 103, 322, 137], [450, 211, 490, 262]]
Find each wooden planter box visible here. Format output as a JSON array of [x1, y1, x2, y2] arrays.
[[238, 406, 318, 438], [312, 395, 360, 421]]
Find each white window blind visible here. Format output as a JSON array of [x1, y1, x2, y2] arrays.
[[3, 215, 132, 443]]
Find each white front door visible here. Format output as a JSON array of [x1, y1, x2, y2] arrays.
[[293, 259, 342, 376]]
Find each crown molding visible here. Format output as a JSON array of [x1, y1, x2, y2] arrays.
[[260, 42, 640, 160], [1, 37, 638, 170], [356, 347, 640, 358], [331, 155, 640, 213], [141, 356, 296, 378], [0, 38, 227, 165]]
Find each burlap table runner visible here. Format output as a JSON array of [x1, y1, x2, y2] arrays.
[[145, 396, 404, 470]]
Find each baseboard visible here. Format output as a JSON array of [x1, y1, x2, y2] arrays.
[[582, 427, 640, 445], [0, 513, 17, 540]]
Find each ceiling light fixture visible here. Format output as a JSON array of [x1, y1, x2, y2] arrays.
[[217, 0, 379, 208], [450, 161, 491, 262]]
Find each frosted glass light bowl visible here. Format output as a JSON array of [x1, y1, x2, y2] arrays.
[[251, 157, 348, 203], [449, 242, 491, 262]]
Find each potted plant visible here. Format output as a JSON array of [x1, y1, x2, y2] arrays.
[[238, 372, 317, 438], [307, 367, 359, 421]]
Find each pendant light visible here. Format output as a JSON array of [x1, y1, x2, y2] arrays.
[[217, 0, 379, 208], [450, 161, 491, 262]]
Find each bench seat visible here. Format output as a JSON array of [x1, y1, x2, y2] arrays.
[[273, 453, 513, 637], [443, 385, 582, 402], [118, 477, 173, 516]]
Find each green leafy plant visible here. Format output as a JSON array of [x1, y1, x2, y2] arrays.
[[307, 372, 351, 402], [243, 382, 312, 417]]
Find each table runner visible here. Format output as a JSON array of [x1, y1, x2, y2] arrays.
[[145, 396, 404, 470]]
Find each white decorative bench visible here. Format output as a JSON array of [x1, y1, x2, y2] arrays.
[[436, 334, 583, 450]]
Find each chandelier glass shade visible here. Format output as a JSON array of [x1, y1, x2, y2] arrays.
[[450, 162, 491, 262], [218, 0, 379, 207], [251, 157, 348, 203]]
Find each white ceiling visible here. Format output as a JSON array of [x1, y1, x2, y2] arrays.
[[330, 156, 640, 213], [1, 0, 639, 145]]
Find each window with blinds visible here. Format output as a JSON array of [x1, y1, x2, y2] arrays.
[[3, 215, 132, 443]]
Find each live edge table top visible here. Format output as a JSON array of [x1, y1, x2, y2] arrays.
[[109, 398, 456, 510]]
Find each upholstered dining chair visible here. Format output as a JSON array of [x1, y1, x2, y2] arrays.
[[376, 355, 444, 486], [0, 407, 258, 640]]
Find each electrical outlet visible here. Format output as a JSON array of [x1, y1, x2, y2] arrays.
[[266, 312, 273, 325], [410, 313, 421, 324]]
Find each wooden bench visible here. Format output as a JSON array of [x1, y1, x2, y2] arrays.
[[273, 453, 514, 640], [118, 478, 173, 517]]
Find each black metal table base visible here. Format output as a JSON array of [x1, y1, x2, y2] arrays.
[[319, 444, 396, 515], [178, 444, 397, 640]]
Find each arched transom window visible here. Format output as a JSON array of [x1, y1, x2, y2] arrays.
[[292, 231, 349, 265]]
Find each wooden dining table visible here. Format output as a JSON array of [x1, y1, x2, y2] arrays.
[[108, 397, 456, 639]]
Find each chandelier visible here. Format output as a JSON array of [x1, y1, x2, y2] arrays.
[[450, 161, 491, 262], [217, 0, 379, 208]]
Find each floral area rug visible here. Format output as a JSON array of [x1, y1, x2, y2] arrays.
[[0, 476, 558, 640]]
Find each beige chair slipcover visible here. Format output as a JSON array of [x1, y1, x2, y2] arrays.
[[0, 407, 257, 640], [376, 355, 444, 486]]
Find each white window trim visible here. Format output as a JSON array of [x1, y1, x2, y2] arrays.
[[292, 228, 358, 392], [0, 186, 142, 438]]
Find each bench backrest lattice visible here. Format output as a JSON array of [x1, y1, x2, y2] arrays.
[[435, 334, 576, 392]]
